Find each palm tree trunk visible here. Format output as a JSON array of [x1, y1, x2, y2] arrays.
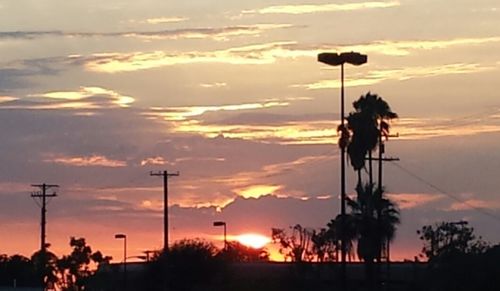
[[368, 151, 373, 188]]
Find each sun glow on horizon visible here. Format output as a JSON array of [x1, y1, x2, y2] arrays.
[[236, 233, 271, 249]]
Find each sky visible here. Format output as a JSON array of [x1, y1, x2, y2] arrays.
[[1, 0, 500, 262]]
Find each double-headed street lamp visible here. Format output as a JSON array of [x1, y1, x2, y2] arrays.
[[318, 51, 367, 285], [213, 221, 227, 250], [114, 233, 127, 291]]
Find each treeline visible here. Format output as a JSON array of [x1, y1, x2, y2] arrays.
[[0, 237, 110, 290], [415, 221, 500, 291]]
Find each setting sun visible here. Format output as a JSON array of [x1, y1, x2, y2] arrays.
[[236, 233, 271, 249]]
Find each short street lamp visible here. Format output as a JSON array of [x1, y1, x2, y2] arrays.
[[318, 51, 367, 286], [114, 234, 127, 290], [213, 221, 227, 250]]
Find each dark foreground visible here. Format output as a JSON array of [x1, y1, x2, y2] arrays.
[[91, 261, 428, 291]]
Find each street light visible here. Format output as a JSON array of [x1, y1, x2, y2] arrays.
[[213, 221, 227, 250], [318, 51, 367, 286], [114, 234, 127, 291]]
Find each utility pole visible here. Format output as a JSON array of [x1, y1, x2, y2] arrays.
[[150, 170, 179, 251], [31, 183, 58, 252], [366, 131, 399, 291]]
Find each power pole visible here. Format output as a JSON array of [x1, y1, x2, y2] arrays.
[[367, 130, 399, 291], [31, 183, 59, 252], [150, 170, 179, 251]]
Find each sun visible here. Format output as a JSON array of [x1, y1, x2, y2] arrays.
[[236, 233, 271, 249]]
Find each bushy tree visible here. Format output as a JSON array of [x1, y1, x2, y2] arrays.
[[417, 221, 488, 260], [144, 239, 222, 291], [417, 221, 497, 291], [57, 237, 111, 290], [31, 249, 59, 289], [218, 241, 269, 262]]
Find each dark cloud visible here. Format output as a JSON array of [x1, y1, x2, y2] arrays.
[[0, 24, 297, 41], [0, 58, 61, 92]]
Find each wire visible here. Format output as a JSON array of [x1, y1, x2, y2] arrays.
[[389, 162, 500, 223]]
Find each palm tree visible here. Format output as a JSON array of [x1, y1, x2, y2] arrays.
[[346, 183, 400, 286], [346, 92, 398, 186]]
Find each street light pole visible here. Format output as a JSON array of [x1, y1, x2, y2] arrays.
[[213, 221, 227, 250], [318, 51, 367, 289], [115, 234, 127, 291]]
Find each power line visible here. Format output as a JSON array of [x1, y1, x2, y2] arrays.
[[389, 162, 500, 223]]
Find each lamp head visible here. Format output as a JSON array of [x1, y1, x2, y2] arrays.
[[318, 52, 367, 66]]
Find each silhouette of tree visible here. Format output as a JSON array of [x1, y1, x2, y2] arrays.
[[31, 248, 59, 289], [272, 224, 314, 262], [346, 92, 397, 185], [218, 241, 269, 262], [346, 183, 400, 283], [57, 237, 112, 290], [0, 254, 38, 287], [311, 227, 338, 262], [145, 239, 222, 291], [417, 221, 497, 291], [417, 221, 489, 261]]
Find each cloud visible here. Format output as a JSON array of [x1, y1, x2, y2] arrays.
[[168, 120, 337, 145], [199, 82, 227, 88], [234, 185, 282, 199], [140, 156, 169, 166], [333, 37, 500, 56], [394, 113, 500, 140], [144, 101, 290, 121], [79, 37, 500, 73], [243, 1, 400, 15], [0, 96, 17, 103], [0, 58, 62, 91], [43, 154, 127, 167], [0, 86, 135, 111], [82, 42, 299, 72], [300, 63, 496, 89], [387, 193, 445, 209], [447, 199, 500, 211], [0, 24, 295, 42], [138, 17, 189, 24], [161, 108, 500, 145]]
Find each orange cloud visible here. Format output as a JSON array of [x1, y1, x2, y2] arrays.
[[300, 63, 494, 89], [144, 17, 189, 24], [0, 87, 135, 111], [447, 199, 500, 211], [243, 1, 400, 15], [140, 156, 169, 166], [44, 154, 127, 167], [0, 96, 17, 103], [235, 185, 282, 199], [144, 101, 289, 121], [199, 82, 227, 88], [81, 36, 500, 72], [37, 86, 134, 107]]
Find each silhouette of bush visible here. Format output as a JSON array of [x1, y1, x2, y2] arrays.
[[217, 241, 269, 262], [144, 239, 222, 291]]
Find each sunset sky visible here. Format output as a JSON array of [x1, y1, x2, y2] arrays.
[[1, 0, 500, 262]]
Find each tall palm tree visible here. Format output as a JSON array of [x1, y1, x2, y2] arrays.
[[346, 183, 400, 285], [346, 92, 398, 186]]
